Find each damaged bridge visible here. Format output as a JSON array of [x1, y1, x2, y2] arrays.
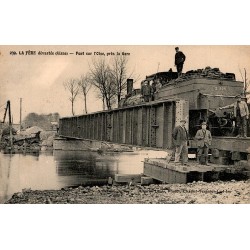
[[59, 99, 189, 149]]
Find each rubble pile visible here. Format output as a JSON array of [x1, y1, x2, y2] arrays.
[[24, 126, 43, 134], [171, 66, 236, 83], [41, 135, 54, 147], [0, 126, 57, 151], [123, 95, 142, 106], [5, 180, 250, 204], [40, 130, 57, 148]]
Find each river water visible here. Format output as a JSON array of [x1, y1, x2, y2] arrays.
[[0, 149, 167, 203]]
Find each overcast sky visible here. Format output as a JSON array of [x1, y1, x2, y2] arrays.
[[0, 45, 250, 123], [1, 0, 250, 245]]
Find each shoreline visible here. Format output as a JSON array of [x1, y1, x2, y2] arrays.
[[5, 180, 250, 204]]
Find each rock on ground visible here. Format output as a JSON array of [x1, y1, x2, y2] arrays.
[[5, 180, 250, 204]]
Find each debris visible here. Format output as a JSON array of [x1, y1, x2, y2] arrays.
[[5, 180, 250, 204], [108, 177, 113, 185], [170, 67, 236, 84], [24, 126, 43, 134], [46, 197, 53, 204]]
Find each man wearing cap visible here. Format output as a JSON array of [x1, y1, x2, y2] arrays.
[[174, 47, 186, 77], [195, 122, 212, 165], [141, 80, 152, 102], [172, 119, 189, 165], [219, 94, 249, 138]]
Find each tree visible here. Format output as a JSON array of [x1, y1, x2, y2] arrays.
[[78, 74, 92, 114], [110, 54, 128, 104], [110, 54, 140, 106], [64, 78, 79, 116], [22, 113, 60, 130], [89, 58, 116, 110], [239, 68, 249, 96]]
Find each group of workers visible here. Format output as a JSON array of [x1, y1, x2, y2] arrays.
[[140, 79, 159, 102], [172, 94, 249, 166], [140, 47, 186, 102], [172, 119, 212, 166], [139, 46, 249, 165]]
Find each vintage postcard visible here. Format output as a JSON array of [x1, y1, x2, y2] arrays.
[[0, 45, 250, 204]]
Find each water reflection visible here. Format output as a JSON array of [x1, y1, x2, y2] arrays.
[[0, 151, 58, 203], [54, 150, 119, 187], [0, 149, 167, 203]]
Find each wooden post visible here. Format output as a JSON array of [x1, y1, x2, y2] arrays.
[[7, 101, 13, 148], [20, 98, 22, 131]]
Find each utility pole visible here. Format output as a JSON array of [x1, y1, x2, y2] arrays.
[[7, 100, 13, 148], [20, 98, 22, 131]]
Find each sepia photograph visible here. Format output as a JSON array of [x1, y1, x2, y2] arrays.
[[1, 1, 249, 249], [1, 45, 250, 204]]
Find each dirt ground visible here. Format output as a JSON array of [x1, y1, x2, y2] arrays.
[[5, 179, 250, 204]]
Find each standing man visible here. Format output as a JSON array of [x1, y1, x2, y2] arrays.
[[219, 94, 249, 138], [195, 122, 212, 165], [172, 119, 189, 165], [174, 47, 186, 77], [141, 80, 152, 102]]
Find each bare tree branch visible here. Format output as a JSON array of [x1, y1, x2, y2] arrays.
[[110, 54, 140, 107], [239, 68, 250, 99], [78, 73, 92, 114], [89, 57, 116, 110], [64, 78, 79, 116]]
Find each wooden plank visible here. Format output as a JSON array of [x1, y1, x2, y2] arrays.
[[143, 158, 225, 184], [165, 102, 174, 149], [125, 110, 129, 144], [115, 174, 142, 183], [141, 176, 155, 185], [107, 113, 112, 141], [137, 108, 142, 146], [112, 112, 116, 142], [133, 108, 138, 145], [142, 107, 147, 146], [146, 107, 150, 146], [149, 106, 154, 147], [144, 163, 188, 184], [155, 104, 164, 148], [211, 137, 250, 154], [120, 110, 124, 143]]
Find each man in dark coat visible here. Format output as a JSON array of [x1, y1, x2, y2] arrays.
[[141, 80, 152, 102], [172, 119, 189, 165], [175, 47, 186, 77], [195, 122, 212, 165]]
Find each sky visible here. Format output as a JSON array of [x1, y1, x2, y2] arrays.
[[1, 1, 250, 248], [1, 45, 250, 123]]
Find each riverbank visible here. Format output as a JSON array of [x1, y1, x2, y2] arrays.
[[5, 180, 250, 204]]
